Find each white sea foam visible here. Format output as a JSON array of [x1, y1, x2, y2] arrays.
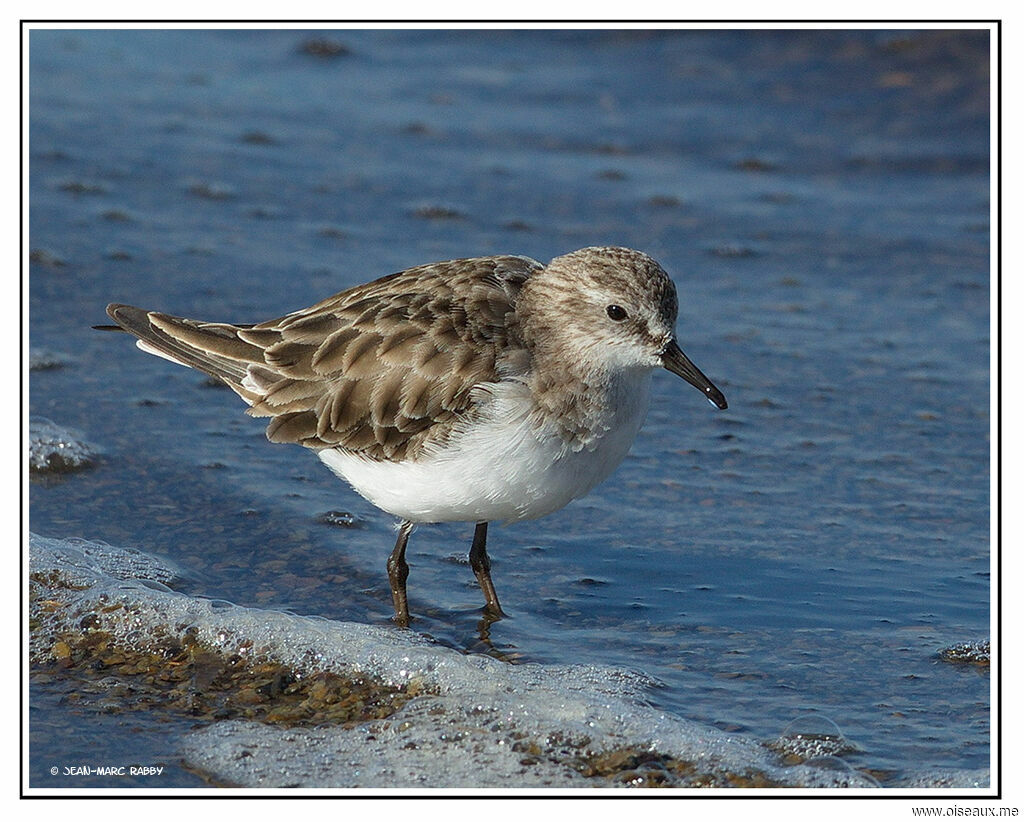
[[29, 533, 989, 790]]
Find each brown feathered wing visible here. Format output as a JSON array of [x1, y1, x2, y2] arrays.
[[106, 255, 541, 461]]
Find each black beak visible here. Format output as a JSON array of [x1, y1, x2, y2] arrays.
[[661, 339, 728, 410]]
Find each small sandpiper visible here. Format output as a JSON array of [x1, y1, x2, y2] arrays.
[[104, 246, 727, 625]]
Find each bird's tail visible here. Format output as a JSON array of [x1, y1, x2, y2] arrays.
[[103, 303, 262, 402]]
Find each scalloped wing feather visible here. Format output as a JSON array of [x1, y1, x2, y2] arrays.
[[107, 255, 541, 461]]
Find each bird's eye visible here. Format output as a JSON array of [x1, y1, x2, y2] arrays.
[[606, 304, 628, 322]]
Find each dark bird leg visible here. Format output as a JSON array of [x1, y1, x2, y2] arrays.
[[469, 521, 505, 618], [387, 520, 414, 627]]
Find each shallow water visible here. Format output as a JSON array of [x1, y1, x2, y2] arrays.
[[28, 27, 991, 789]]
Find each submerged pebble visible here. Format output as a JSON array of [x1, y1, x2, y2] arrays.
[[939, 640, 990, 666], [315, 510, 361, 528], [297, 37, 351, 58], [29, 248, 67, 267], [412, 204, 464, 220], [29, 419, 97, 475], [766, 714, 862, 764], [29, 349, 68, 371]]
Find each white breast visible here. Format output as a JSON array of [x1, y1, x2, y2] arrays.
[[317, 370, 653, 524]]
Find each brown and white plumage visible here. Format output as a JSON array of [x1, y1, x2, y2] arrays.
[[108, 254, 541, 462], [105, 246, 727, 625]]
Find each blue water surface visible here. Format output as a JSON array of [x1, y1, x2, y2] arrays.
[[28, 28, 991, 787]]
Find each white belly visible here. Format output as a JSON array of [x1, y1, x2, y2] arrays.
[[317, 372, 653, 524]]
